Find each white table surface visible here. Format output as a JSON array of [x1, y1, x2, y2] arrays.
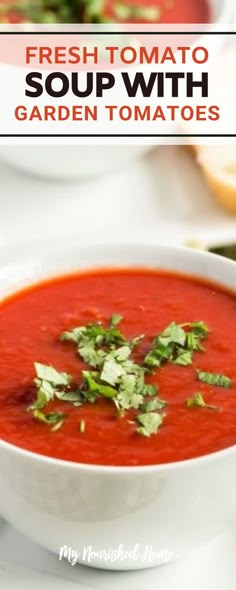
[[0, 144, 236, 589], [0, 145, 236, 250]]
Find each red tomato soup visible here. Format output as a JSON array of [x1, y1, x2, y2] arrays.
[[0, 268, 235, 467], [1, 0, 210, 23], [105, 0, 210, 23]]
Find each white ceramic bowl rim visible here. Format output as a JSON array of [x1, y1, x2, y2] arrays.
[[213, 0, 235, 23], [0, 241, 236, 475], [0, 428, 236, 475]]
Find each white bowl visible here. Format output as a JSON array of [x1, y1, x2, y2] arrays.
[[0, 241, 236, 571], [0, 145, 152, 181], [0, 0, 234, 180]]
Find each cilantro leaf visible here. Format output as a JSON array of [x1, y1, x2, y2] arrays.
[[137, 412, 164, 437], [196, 369, 232, 389], [30, 379, 56, 410], [55, 391, 83, 405], [186, 392, 220, 411], [141, 384, 158, 397], [174, 350, 193, 366], [29, 363, 73, 413], [159, 322, 186, 347], [32, 410, 66, 431], [100, 359, 125, 386], [61, 316, 130, 369], [113, 346, 131, 362], [116, 374, 143, 412], [141, 398, 167, 412], [34, 363, 72, 386], [82, 371, 117, 400], [145, 321, 209, 370], [114, 3, 161, 21], [109, 314, 123, 327], [185, 321, 209, 338]]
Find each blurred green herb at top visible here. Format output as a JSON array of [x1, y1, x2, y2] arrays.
[[0, 0, 162, 23], [186, 240, 236, 262], [209, 243, 236, 261], [1, 0, 107, 23]]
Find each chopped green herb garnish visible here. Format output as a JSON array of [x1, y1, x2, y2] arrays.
[[32, 409, 66, 431], [115, 3, 161, 21], [115, 374, 144, 412], [174, 350, 193, 366], [186, 393, 220, 412], [55, 391, 83, 405], [82, 371, 117, 400], [109, 314, 123, 328], [31, 378, 55, 410], [137, 412, 164, 437], [145, 321, 209, 369], [28, 315, 225, 439], [61, 316, 134, 368], [61, 317, 152, 419], [34, 363, 72, 387], [0, 0, 109, 24], [28, 363, 73, 412], [185, 321, 209, 338], [141, 398, 167, 413], [1, 0, 162, 24], [142, 384, 158, 397], [100, 358, 126, 386], [196, 369, 232, 389]]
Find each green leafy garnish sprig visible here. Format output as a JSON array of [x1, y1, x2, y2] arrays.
[[196, 369, 232, 389], [60, 314, 141, 368], [186, 392, 220, 412], [33, 409, 66, 431], [144, 321, 209, 369], [137, 412, 164, 437]]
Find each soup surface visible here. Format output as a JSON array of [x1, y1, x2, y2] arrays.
[[1, 0, 210, 24], [0, 268, 235, 467], [105, 0, 210, 23]]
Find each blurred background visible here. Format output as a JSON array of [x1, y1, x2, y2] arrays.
[[0, 0, 235, 258], [0, 144, 236, 256]]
